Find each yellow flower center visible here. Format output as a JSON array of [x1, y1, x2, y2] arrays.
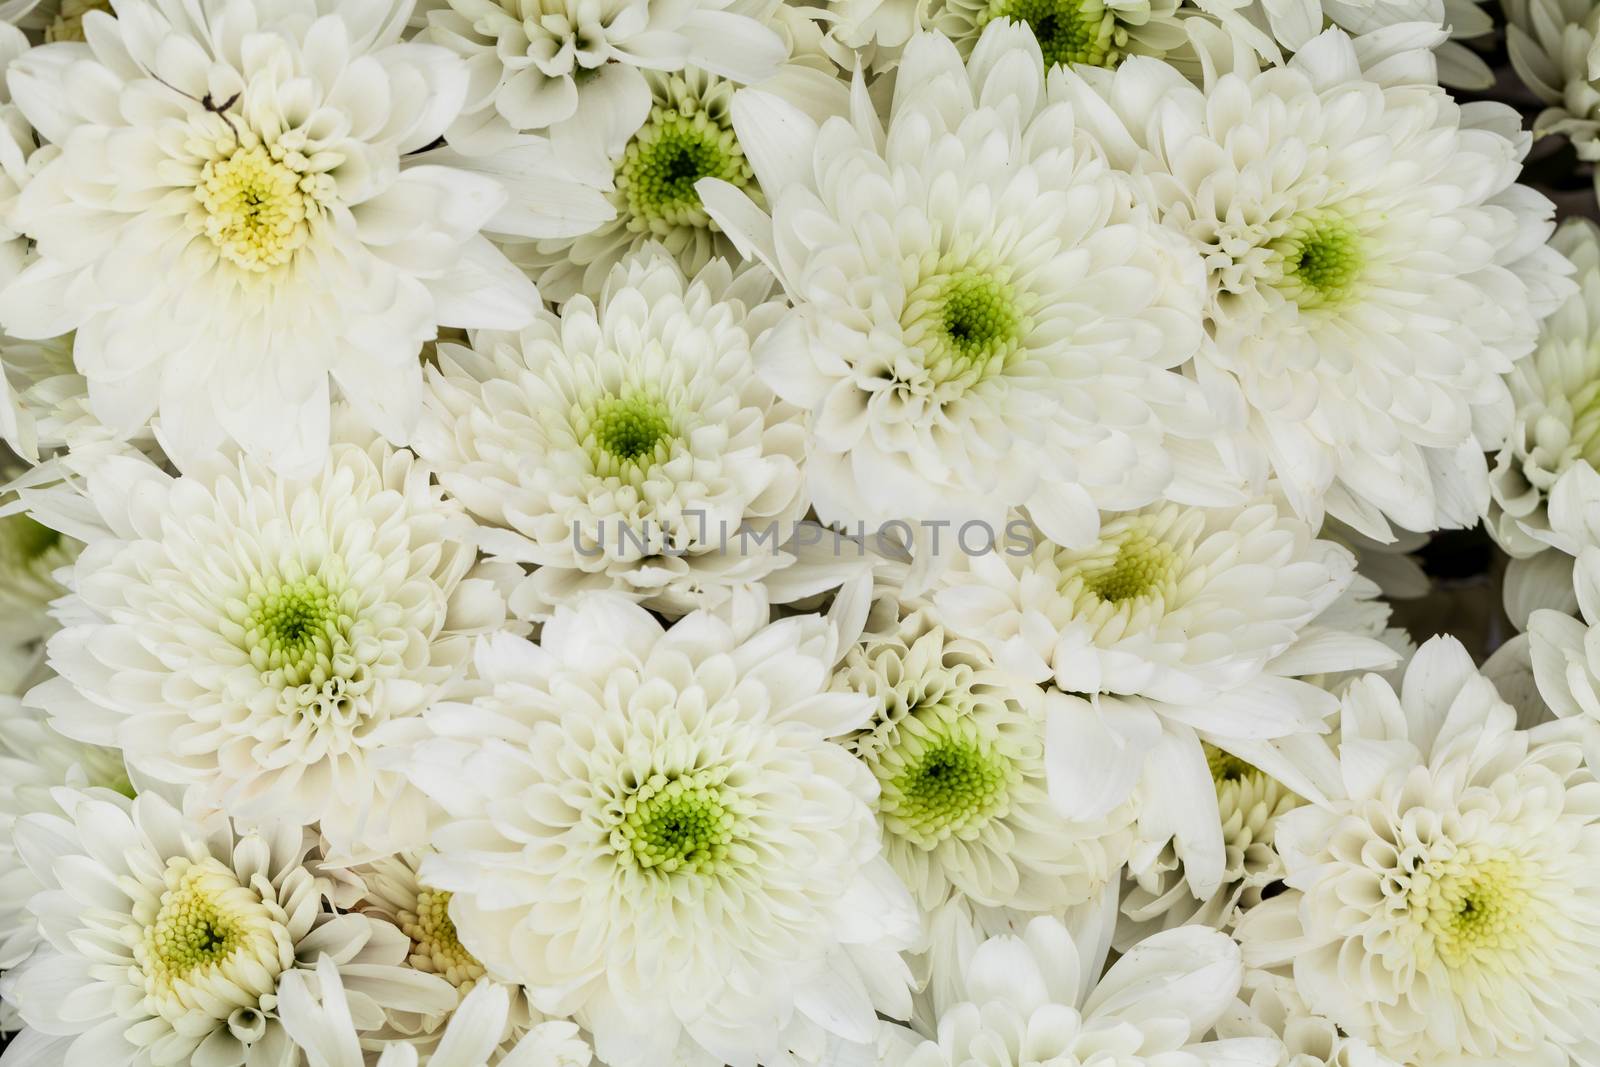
[[1410, 853, 1537, 969], [135, 858, 287, 1000], [401, 888, 486, 987], [196, 144, 316, 273]]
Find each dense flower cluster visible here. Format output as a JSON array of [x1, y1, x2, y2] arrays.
[[0, 2, 1596, 1066]]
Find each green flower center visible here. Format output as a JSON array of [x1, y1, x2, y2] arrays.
[[902, 263, 1031, 392], [617, 103, 752, 232], [242, 574, 348, 684], [1078, 530, 1181, 603], [876, 708, 1015, 848], [980, 0, 1122, 67], [140, 860, 260, 988], [1410, 854, 1537, 969], [1272, 214, 1366, 309], [402, 888, 484, 986], [45, 0, 114, 42], [1206, 744, 1258, 784], [591, 392, 675, 462], [613, 770, 743, 876]]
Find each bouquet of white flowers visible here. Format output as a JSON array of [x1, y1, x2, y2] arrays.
[[0, 1, 1598, 1066]]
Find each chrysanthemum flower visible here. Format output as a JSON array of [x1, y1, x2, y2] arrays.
[[0, 0, 541, 475], [1508, 0, 1600, 167], [933, 499, 1394, 894], [894, 913, 1280, 1067], [702, 22, 1225, 552], [1214, 967, 1401, 1067], [421, 0, 787, 162], [1491, 219, 1600, 555], [33, 436, 512, 857], [1235, 637, 1600, 1065], [1526, 463, 1600, 735], [407, 595, 920, 1067], [0, 695, 130, 981], [1059, 25, 1573, 539], [0, 23, 44, 289], [279, 956, 592, 1067], [0, 789, 456, 1067], [414, 249, 809, 621], [1118, 744, 1306, 942], [503, 5, 846, 302], [832, 607, 1135, 912]]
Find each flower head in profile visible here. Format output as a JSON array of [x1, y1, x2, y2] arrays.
[[1060, 25, 1572, 539], [408, 594, 920, 1067], [1236, 637, 1600, 1066], [35, 436, 512, 857], [0, 0, 541, 475], [1491, 218, 1600, 555], [832, 607, 1135, 913], [415, 249, 808, 621], [1508, 0, 1600, 169], [0, 789, 456, 1067], [703, 22, 1226, 553], [893, 913, 1280, 1067]]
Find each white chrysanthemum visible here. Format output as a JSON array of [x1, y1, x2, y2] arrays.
[[1214, 967, 1401, 1067], [0, 695, 130, 979], [0, 23, 45, 285], [408, 595, 920, 1067], [415, 250, 808, 621], [504, 7, 846, 303], [1236, 637, 1600, 1066], [34, 438, 513, 857], [1229, 0, 1495, 88], [934, 501, 1358, 700], [703, 23, 1228, 552], [1061, 26, 1573, 539], [1491, 219, 1600, 556], [0, 498, 77, 648], [1508, 0, 1600, 166], [338, 850, 536, 1053], [832, 607, 1135, 912], [0, 333, 132, 465], [280, 956, 593, 1067], [0, 0, 542, 475], [934, 500, 1395, 895], [1118, 744, 1305, 943], [0, 789, 457, 1067], [421, 0, 786, 161], [893, 914, 1280, 1067]]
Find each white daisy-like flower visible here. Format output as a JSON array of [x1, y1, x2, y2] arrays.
[[503, 6, 847, 303], [934, 499, 1395, 895], [279, 955, 592, 1067], [33, 436, 513, 858], [414, 249, 808, 621], [407, 595, 920, 1067], [0, 789, 457, 1067], [1060, 25, 1573, 539], [0, 693, 130, 977], [702, 22, 1227, 553], [338, 850, 534, 1052], [1491, 219, 1600, 556], [893, 913, 1280, 1067], [420, 0, 787, 162], [1235, 0, 1495, 88], [1214, 966, 1401, 1067], [1235, 636, 1600, 1066], [1508, 0, 1600, 165], [1118, 744, 1306, 943], [0, 0, 541, 476], [832, 606, 1136, 912]]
